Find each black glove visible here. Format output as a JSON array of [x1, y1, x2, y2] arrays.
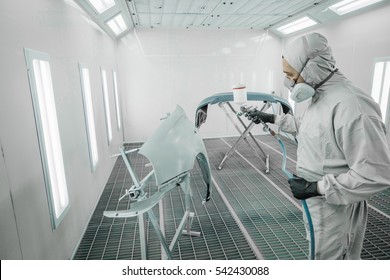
[[245, 110, 275, 124], [288, 175, 320, 200]]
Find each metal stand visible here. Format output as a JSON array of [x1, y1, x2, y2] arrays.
[[104, 145, 201, 260], [217, 101, 270, 173]]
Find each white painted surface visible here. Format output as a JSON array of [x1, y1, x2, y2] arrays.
[[0, 0, 122, 259], [0, 0, 389, 260], [117, 29, 283, 142]]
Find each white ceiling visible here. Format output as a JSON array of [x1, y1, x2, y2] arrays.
[[76, 0, 390, 38], [128, 0, 326, 29]]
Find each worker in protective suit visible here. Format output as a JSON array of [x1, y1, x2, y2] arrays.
[[247, 32, 390, 259]]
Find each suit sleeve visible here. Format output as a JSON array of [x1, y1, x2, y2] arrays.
[[322, 115, 390, 205], [274, 113, 301, 135]]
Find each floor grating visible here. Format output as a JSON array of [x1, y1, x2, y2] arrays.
[[73, 136, 390, 260]]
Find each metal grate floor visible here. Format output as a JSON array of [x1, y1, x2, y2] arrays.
[[223, 134, 390, 260], [73, 136, 390, 260], [73, 142, 257, 260]]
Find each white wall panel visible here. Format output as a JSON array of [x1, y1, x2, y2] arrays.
[[117, 29, 283, 142], [1, 0, 389, 260], [0, 0, 122, 259], [0, 138, 22, 259]]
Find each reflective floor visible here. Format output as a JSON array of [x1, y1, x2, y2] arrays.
[[73, 135, 390, 260]]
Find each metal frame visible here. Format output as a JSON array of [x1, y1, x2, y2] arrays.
[[104, 106, 211, 259], [195, 91, 293, 172], [217, 101, 270, 171], [104, 145, 200, 260]]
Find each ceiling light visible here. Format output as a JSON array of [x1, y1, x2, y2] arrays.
[[106, 14, 127, 35], [277, 16, 318, 35], [329, 0, 384, 15], [87, 0, 115, 14]]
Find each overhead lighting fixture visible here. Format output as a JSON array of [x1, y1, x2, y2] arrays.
[[329, 0, 383, 15], [106, 14, 127, 35], [277, 16, 318, 35], [87, 0, 115, 14]]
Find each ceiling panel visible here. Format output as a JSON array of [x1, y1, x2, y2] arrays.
[[75, 0, 390, 38], [129, 0, 327, 29]]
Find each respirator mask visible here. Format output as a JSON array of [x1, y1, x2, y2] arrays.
[[287, 82, 316, 103], [284, 59, 338, 103]]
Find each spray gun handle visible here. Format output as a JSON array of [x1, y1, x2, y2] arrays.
[[238, 105, 255, 116], [238, 106, 277, 136]]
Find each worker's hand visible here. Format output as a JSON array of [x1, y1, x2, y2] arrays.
[[245, 110, 275, 124], [288, 175, 320, 200]]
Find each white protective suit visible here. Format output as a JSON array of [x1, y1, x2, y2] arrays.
[[276, 33, 390, 259]]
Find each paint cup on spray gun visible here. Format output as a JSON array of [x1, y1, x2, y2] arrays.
[[233, 83, 247, 105]]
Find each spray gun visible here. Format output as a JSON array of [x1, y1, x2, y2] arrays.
[[238, 105, 278, 135], [238, 105, 315, 260], [238, 105, 293, 178]]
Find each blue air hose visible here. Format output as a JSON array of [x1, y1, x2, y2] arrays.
[[274, 133, 315, 260], [238, 107, 315, 259]]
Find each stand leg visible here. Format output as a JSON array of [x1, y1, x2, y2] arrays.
[[159, 200, 168, 260], [217, 102, 270, 172], [138, 213, 148, 260], [147, 209, 173, 260], [218, 122, 256, 169]]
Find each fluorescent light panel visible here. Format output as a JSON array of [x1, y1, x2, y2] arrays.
[[371, 61, 384, 104], [380, 63, 390, 122], [80, 67, 99, 169], [277, 16, 318, 35], [106, 14, 127, 35], [101, 69, 112, 144], [329, 0, 383, 15], [87, 0, 115, 14], [113, 71, 121, 130], [371, 60, 390, 123], [32, 58, 69, 221]]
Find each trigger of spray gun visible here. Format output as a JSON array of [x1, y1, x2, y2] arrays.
[[237, 105, 254, 116]]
